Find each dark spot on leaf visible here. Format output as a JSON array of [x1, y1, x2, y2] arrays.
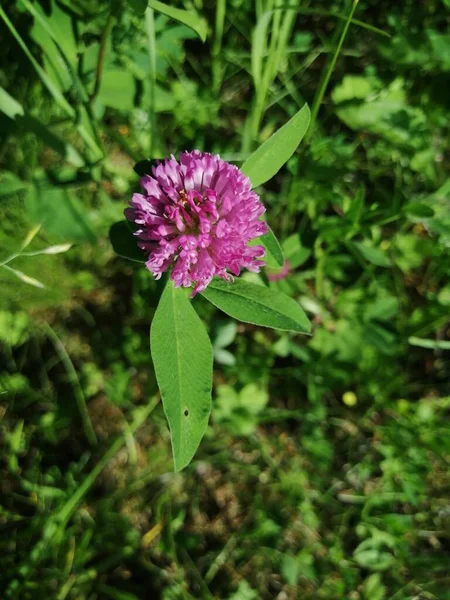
[[184, 409, 189, 417]]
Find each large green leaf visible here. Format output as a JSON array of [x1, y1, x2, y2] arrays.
[[202, 278, 311, 334], [149, 0, 208, 43], [23, 0, 78, 67], [151, 282, 213, 471], [109, 220, 146, 263], [26, 186, 96, 243], [241, 103, 310, 188]]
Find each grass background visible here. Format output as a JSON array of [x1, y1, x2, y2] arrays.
[[1, 0, 449, 598]]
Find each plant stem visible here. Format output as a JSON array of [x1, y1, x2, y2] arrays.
[[212, 0, 226, 93], [90, 10, 116, 102], [145, 6, 157, 158], [308, 0, 359, 137]]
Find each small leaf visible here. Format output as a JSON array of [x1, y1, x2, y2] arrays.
[[149, 0, 208, 42], [242, 103, 311, 189], [404, 202, 435, 218], [202, 278, 311, 334], [0, 87, 24, 119], [151, 282, 213, 471], [283, 234, 311, 268], [126, 0, 148, 14], [260, 225, 284, 267], [2, 265, 45, 289], [352, 242, 391, 267], [214, 348, 235, 366], [347, 184, 365, 225], [109, 221, 146, 263], [23, 243, 72, 256], [134, 159, 156, 177], [21, 225, 42, 249], [408, 337, 450, 350]]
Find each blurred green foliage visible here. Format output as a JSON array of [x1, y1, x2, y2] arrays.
[[1, 0, 449, 598]]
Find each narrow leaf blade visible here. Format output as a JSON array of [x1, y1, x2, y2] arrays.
[[2, 265, 45, 289], [151, 282, 213, 471], [202, 278, 311, 334], [260, 225, 284, 267], [251, 11, 272, 90], [148, 0, 208, 42], [242, 103, 311, 189], [0, 6, 74, 117]]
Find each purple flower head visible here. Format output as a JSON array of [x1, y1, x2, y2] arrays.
[[125, 151, 268, 296]]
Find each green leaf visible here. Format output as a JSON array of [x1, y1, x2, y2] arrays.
[[408, 337, 450, 350], [126, 0, 148, 14], [364, 574, 386, 600], [241, 104, 310, 188], [26, 186, 96, 243], [0, 87, 24, 119], [23, 0, 78, 67], [134, 159, 156, 177], [404, 202, 435, 218], [149, 0, 208, 43], [109, 220, 146, 263], [0, 172, 29, 198], [347, 184, 365, 225], [260, 225, 284, 267], [1, 265, 45, 289], [282, 234, 311, 268], [23, 0, 89, 103], [97, 70, 136, 111], [151, 282, 213, 471], [0, 5, 74, 118], [352, 242, 391, 267], [0, 87, 84, 167], [202, 278, 311, 334]]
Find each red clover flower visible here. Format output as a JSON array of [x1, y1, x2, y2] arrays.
[[125, 151, 268, 296]]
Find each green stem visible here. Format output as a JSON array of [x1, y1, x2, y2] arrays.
[[308, 0, 359, 137], [90, 10, 116, 102], [145, 7, 157, 158], [212, 0, 226, 93]]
